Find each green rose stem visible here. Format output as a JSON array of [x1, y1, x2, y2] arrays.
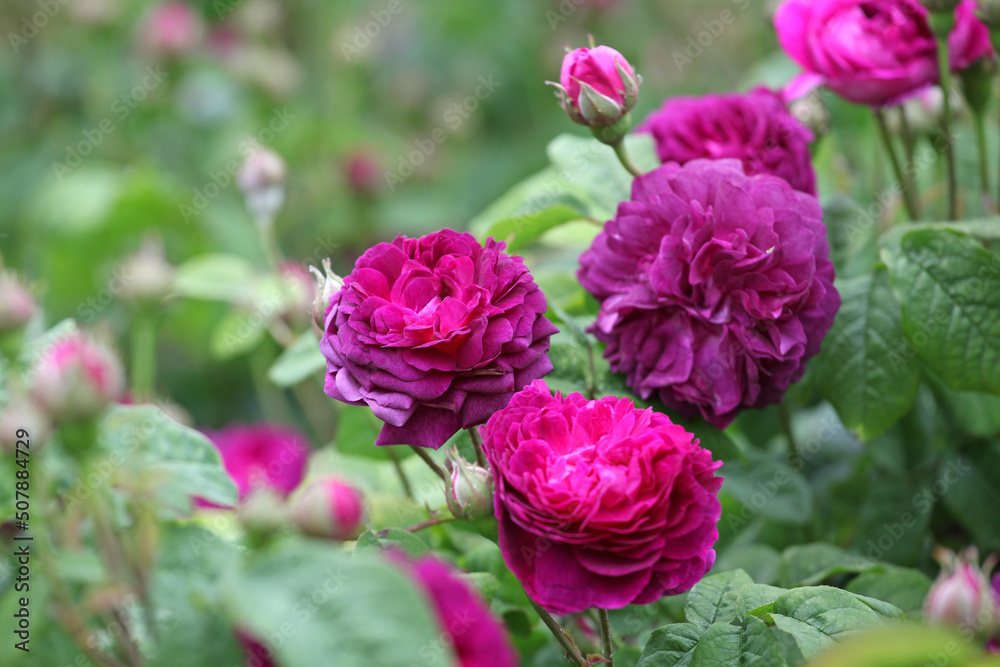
[[387, 447, 415, 499], [974, 109, 992, 207], [468, 427, 487, 467], [611, 138, 644, 178], [873, 109, 922, 220], [401, 516, 457, 533], [598, 608, 615, 666], [929, 12, 959, 219], [959, 59, 996, 211], [528, 599, 588, 667], [779, 403, 800, 459], [410, 445, 449, 482], [130, 313, 157, 402], [897, 106, 917, 167]]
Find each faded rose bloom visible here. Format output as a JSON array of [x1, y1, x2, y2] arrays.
[[289, 477, 366, 541], [481, 380, 723, 614], [392, 553, 518, 667], [31, 332, 125, 423], [201, 424, 309, 507], [950, 0, 996, 71], [638, 87, 817, 194], [775, 0, 938, 106], [578, 159, 839, 428], [554, 45, 640, 127], [320, 230, 557, 449]]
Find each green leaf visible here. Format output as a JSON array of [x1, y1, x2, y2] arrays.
[[637, 623, 704, 667], [174, 253, 259, 304], [940, 444, 1000, 549], [883, 229, 1000, 395], [805, 624, 986, 667], [99, 405, 238, 513], [767, 586, 887, 659], [814, 271, 919, 440], [269, 331, 326, 387], [684, 569, 754, 630], [688, 617, 787, 667], [778, 543, 870, 587], [721, 454, 813, 525], [210, 307, 269, 359], [353, 528, 429, 558], [485, 204, 585, 253], [468, 166, 593, 234], [334, 403, 392, 460], [845, 568, 932, 616], [735, 584, 786, 619], [226, 542, 452, 667]]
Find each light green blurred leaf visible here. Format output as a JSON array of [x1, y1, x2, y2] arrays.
[[269, 332, 326, 387]]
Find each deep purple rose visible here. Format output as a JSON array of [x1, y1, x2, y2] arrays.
[[480, 380, 723, 614], [392, 554, 518, 667], [950, 0, 995, 71], [320, 230, 558, 449], [200, 424, 309, 507], [637, 87, 817, 195], [578, 159, 839, 428], [775, 0, 938, 106]]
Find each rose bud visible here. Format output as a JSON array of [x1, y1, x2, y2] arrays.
[[308, 258, 343, 332], [290, 478, 366, 541], [138, 1, 203, 57], [237, 148, 287, 221], [343, 149, 382, 197], [0, 271, 36, 335], [445, 458, 494, 521], [390, 553, 518, 667], [278, 263, 314, 330], [238, 487, 288, 539], [951, 1, 996, 71], [552, 44, 640, 139], [481, 380, 723, 614], [118, 237, 174, 309], [925, 547, 999, 631], [0, 396, 51, 455], [30, 332, 125, 424]]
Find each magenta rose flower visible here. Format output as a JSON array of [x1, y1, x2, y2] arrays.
[[578, 159, 839, 428], [555, 45, 640, 127], [774, 0, 938, 106], [950, 0, 995, 71], [637, 87, 817, 195], [392, 554, 518, 667], [320, 229, 558, 449], [201, 424, 309, 507], [480, 380, 723, 614]]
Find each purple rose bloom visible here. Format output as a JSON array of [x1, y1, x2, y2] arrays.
[[578, 159, 839, 428], [638, 87, 816, 195], [199, 424, 310, 507], [481, 380, 723, 614], [950, 0, 995, 72], [320, 230, 558, 449], [775, 0, 938, 107]]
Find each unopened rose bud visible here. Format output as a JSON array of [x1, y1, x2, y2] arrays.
[[290, 478, 365, 541], [925, 547, 999, 632], [445, 458, 494, 521], [30, 332, 125, 424], [887, 86, 962, 136], [0, 271, 36, 336], [0, 396, 51, 455], [119, 238, 174, 309], [309, 258, 343, 330], [237, 148, 287, 221], [551, 43, 640, 143], [343, 150, 382, 197], [139, 1, 203, 57], [279, 263, 314, 330], [239, 487, 288, 538]]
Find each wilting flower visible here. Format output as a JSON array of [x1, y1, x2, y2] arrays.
[[774, 0, 938, 106], [480, 380, 723, 614], [950, 0, 996, 71], [553, 44, 640, 128], [638, 87, 817, 194], [392, 554, 518, 667], [578, 159, 839, 428], [925, 547, 999, 632], [202, 424, 309, 506], [290, 478, 366, 541], [319, 230, 557, 449], [31, 332, 125, 423]]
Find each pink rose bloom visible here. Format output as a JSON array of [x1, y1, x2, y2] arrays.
[[320, 230, 558, 449], [480, 380, 723, 614], [638, 87, 817, 194], [950, 0, 995, 71], [774, 0, 938, 106], [557, 45, 639, 126], [392, 554, 518, 667], [201, 424, 309, 507], [924, 548, 999, 631], [578, 159, 839, 428], [139, 1, 203, 57]]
